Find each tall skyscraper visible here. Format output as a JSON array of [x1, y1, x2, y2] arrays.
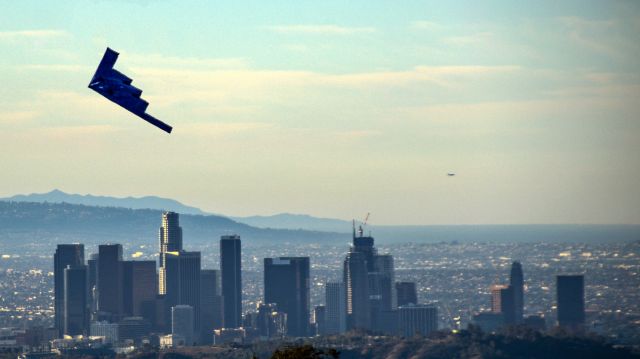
[[54, 244, 84, 336], [200, 269, 223, 344], [122, 260, 158, 321], [313, 305, 326, 336], [87, 253, 98, 314], [164, 251, 201, 337], [343, 250, 370, 330], [371, 254, 396, 333], [122, 261, 133, 317], [159, 212, 183, 295], [343, 226, 394, 332], [396, 282, 418, 307], [557, 275, 585, 329], [220, 235, 242, 328], [325, 282, 347, 334], [353, 235, 376, 272], [159, 211, 183, 252], [491, 284, 515, 325], [368, 270, 384, 331], [264, 257, 310, 337], [98, 244, 123, 320], [398, 304, 438, 337], [172, 305, 194, 346], [64, 265, 88, 336], [510, 261, 524, 323], [375, 255, 396, 311]]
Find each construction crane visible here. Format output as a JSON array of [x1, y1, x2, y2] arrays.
[[357, 212, 371, 237]]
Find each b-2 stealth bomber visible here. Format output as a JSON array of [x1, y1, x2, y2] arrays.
[[88, 47, 172, 133]]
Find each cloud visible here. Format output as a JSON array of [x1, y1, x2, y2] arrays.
[[15, 64, 92, 72], [395, 96, 635, 125], [266, 24, 375, 35], [556, 16, 614, 30], [281, 44, 310, 52], [178, 122, 273, 137], [131, 64, 521, 92], [414, 65, 520, 75], [334, 129, 382, 140], [555, 16, 627, 58], [125, 53, 249, 70], [0, 110, 39, 124], [411, 21, 443, 30], [444, 31, 494, 46], [42, 125, 121, 138], [0, 30, 68, 40]]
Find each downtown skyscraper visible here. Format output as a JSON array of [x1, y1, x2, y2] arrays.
[[344, 250, 370, 330], [396, 282, 418, 307], [374, 255, 396, 312], [64, 265, 88, 336], [557, 274, 585, 330], [220, 235, 242, 328], [487, 261, 523, 327], [510, 261, 524, 323], [325, 282, 347, 334], [172, 305, 194, 346], [54, 244, 84, 336], [122, 260, 157, 320], [200, 269, 223, 344], [343, 224, 395, 332], [98, 243, 123, 321], [164, 250, 201, 339], [159, 211, 183, 295], [264, 257, 311, 337], [491, 284, 515, 325]]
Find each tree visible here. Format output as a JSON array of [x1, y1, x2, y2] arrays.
[[270, 345, 339, 359]]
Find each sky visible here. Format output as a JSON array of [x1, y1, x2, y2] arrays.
[[1, 1, 639, 225]]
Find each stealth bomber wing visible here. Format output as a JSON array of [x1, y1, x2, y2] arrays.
[[88, 47, 172, 133]]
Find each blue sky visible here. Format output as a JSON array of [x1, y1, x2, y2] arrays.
[[1, 1, 639, 224]]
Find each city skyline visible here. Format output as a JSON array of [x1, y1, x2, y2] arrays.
[[48, 210, 593, 348], [4, 205, 639, 353], [1, 1, 639, 225]]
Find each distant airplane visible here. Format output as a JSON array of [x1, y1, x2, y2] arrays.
[[88, 47, 172, 133], [447, 172, 456, 176]]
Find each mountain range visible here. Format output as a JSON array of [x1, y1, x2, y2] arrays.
[[0, 200, 348, 255], [2, 190, 351, 232], [2, 189, 207, 215], [231, 213, 350, 233], [2, 190, 638, 247]]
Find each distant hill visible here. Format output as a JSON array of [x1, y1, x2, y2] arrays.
[[0, 201, 348, 254], [2, 189, 208, 215], [232, 213, 351, 233], [2, 191, 638, 247], [2, 190, 356, 232]]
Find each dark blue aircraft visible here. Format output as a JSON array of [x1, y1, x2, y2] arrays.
[[88, 47, 172, 133]]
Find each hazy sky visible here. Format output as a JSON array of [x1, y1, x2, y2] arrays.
[[1, 1, 639, 225]]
